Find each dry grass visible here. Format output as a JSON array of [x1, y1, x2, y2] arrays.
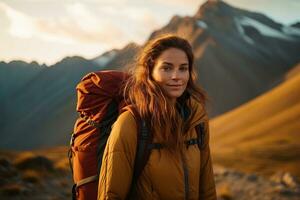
[[21, 169, 42, 183], [217, 183, 233, 200], [13, 152, 54, 172], [32, 146, 71, 174], [0, 183, 26, 196], [55, 158, 71, 173], [0, 148, 74, 199], [285, 63, 300, 80], [210, 73, 300, 179]]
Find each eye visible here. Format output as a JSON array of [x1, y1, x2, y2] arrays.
[[161, 65, 172, 71], [179, 66, 189, 71]]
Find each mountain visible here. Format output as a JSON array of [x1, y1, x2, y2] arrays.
[[91, 43, 140, 69], [0, 41, 139, 150], [210, 71, 300, 178], [0, 57, 102, 149], [92, 49, 119, 66], [1, 0, 300, 149], [149, 0, 300, 116], [0, 61, 45, 130], [102, 43, 140, 70], [291, 22, 300, 29], [285, 62, 300, 80]]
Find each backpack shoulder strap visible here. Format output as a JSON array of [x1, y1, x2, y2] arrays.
[[196, 122, 206, 150], [124, 106, 152, 200], [196, 121, 207, 173]]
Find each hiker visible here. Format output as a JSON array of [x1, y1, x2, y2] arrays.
[[97, 34, 217, 200]]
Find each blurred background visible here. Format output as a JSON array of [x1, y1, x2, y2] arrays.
[[0, 0, 300, 199]]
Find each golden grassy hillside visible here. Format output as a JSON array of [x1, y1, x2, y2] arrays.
[[285, 63, 300, 80], [210, 72, 300, 179]]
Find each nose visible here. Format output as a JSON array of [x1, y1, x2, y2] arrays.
[[171, 69, 180, 80]]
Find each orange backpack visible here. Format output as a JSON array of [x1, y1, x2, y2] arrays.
[[69, 70, 155, 200], [68, 70, 206, 200]]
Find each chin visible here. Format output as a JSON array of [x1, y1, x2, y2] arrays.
[[168, 92, 184, 99]]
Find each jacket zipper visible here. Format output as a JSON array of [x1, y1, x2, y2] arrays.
[[181, 152, 189, 200]]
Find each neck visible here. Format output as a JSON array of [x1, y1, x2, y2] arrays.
[[170, 98, 177, 105]]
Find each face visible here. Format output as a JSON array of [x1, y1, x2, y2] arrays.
[[151, 48, 190, 103]]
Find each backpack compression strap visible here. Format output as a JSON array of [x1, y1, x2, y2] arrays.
[[70, 101, 119, 200]]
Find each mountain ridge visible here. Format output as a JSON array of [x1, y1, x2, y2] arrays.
[[1, 0, 300, 149]]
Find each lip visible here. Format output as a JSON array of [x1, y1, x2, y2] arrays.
[[167, 84, 183, 87], [166, 84, 184, 89]]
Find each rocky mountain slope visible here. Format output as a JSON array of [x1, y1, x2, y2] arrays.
[[1, 0, 300, 149]]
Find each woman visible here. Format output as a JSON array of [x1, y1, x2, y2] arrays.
[[98, 35, 217, 200]]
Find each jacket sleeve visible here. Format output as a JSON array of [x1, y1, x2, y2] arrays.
[[199, 120, 217, 200], [98, 111, 138, 200]]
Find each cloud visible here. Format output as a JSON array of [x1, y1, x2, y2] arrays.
[[0, 0, 193, 49], [0, 1, 128, 46], [0, 2, 74, 44], [0, 2, 36, 38], [35, 18, 125, 46], [34, 2, 126, 45], [91, 4, 161, 43], [153, 0, 203, 7]]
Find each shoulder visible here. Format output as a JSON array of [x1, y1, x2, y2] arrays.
[[115, 110, 137, 127], [187, 96, 208, 124], [108, 110, 138, 151], [112, 110, 138, 136]]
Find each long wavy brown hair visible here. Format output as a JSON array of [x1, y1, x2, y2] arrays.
[[125, 34, 207, 149]]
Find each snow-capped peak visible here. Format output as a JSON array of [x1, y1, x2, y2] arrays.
[[235, 16, 296, 44], [282, 25, 300, 37], [197, 20, 208, 29], [93, 50, 117, 66]]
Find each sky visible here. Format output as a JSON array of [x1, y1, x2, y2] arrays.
[[0, 0, 299, 65]]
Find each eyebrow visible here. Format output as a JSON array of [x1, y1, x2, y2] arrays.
[[161, 62, 189, 66]]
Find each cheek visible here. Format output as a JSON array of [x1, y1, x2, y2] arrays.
[[184, 72, 190, 83], [151, 69, 164, 83]]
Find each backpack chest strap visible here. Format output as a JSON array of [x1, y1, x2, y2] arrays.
[[147, 138, 200, 150]]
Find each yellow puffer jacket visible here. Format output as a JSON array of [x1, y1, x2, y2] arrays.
[[98, 98, 216, 200]]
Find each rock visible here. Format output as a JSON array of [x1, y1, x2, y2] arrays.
[[270, 172, 299, 188], [282, 172, 298, 188], [230, 170, 243, 179], [246, 174, 258, 182], [0, 157, 19, 183], [272, 185, 295, 196], [0, 157, 11, 168]]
